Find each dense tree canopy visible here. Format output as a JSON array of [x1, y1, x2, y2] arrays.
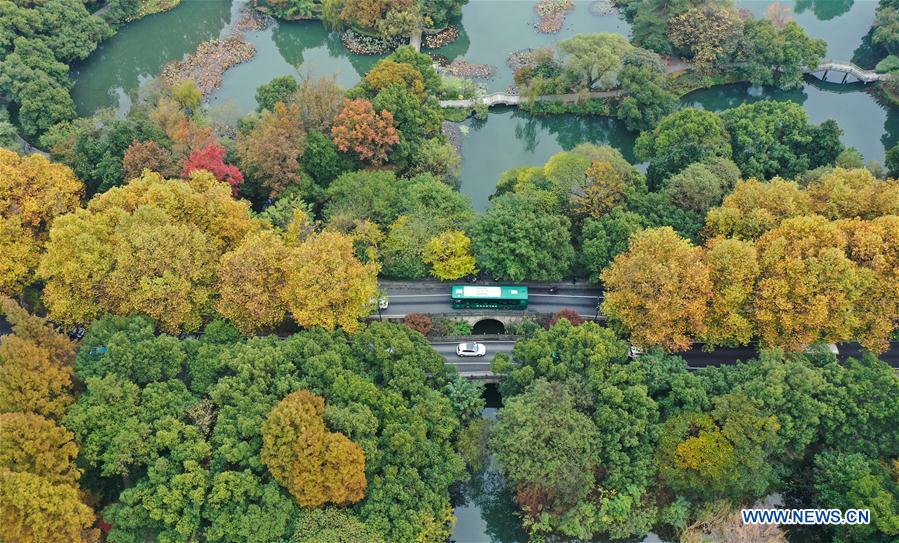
[[62, 318, 469, 542], [0, 150, 83, 294], [472, 192, 575, 281]]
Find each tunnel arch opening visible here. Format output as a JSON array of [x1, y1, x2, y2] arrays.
[[472, 318, 505, 335]]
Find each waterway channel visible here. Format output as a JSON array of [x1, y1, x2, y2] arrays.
[[68, 1, 895, 541]]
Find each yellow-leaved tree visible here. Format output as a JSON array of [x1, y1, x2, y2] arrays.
[[601, 227, 712, 351], [0, 301, 97, 543], [0, 298, 76, 420], [38, 171, 258, 332], [753, 215, 870, 351], [701, 237, 759, 348], [0, 149, 83, 295], [216, 230, 291, 334], [261, 390, 367, 507], [704, 178, 811, 240], [423, 230, 477, 280], [282, 231, 378, 333]]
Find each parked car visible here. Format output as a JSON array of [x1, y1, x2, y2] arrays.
[[456, 342, 486, 357], [628, 345, 643, 359]]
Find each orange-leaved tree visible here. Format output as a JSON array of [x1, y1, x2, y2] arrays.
[[330, 98, 399, 165]]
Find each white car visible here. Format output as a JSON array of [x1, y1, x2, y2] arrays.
[[628, 345, 643, 359], [456, 342, 486, 357]]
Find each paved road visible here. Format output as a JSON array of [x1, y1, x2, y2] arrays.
[[437, 339, 899, 376], [431, 340, 515, 374], [378, 280, 602, 319]]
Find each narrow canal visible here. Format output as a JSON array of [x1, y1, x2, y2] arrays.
[[450, 384, 529, 543]]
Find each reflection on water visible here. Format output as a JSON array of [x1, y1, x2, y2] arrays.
[[70, 0, 232, 115], [451, 407, 528, 543], [458, 108, 637, 211]]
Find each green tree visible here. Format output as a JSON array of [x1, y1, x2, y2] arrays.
[[735, 20, 827, 89], [292, 508, 385, 543], [657, 394, 781, 501], [491, 380, 600, 511], [635, 108, 732, 187], [720, 100, 843, 179], [255, 75, 298, 112], [302, 130, 351, 186], [472, 192, 574, 281], [579, 207, 647, 281], [664, 162, 723, 213], [558, 33, 633, 90], [616, 48, 677, 131], [813, 452, 899, 542]]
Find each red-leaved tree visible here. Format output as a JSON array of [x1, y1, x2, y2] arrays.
[[182, 143, 244, 194], [330, 98, 399, 164]]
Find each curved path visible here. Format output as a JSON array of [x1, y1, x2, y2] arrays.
[[440, 60, 894, 108]]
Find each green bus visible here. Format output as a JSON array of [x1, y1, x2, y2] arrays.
[[451, 285, 528, 310]]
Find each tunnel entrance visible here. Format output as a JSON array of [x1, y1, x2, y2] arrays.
[[472, 318, 505, 335]]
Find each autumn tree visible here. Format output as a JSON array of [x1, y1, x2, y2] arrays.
[[704, 178, 812, 240], [365, 59, 426, 96], [0, 413, 80, 486], [238, 101, 307, 197], [0, 149, 83, 294], [668, 5, 742, 72], [261, 390, 367, 507], [182, 143, 244, 193], [292, 75, 345, 132], [216, 230, 291, 334], [701, 238, 759, 348], [572, 160, 629, 218], [423, 230, 477, 280], [282, 231, 379, 332], [601, 227, 712, 351], [121, 140, 179, 180], [38, 171, 257, 332], [0, 298, 75, 420], [330, 98, 399, 164], [806, 167, 899, 220], [838, 216, 899, 353], [0, 469, 96, 543], [753, 215, 869, 351]]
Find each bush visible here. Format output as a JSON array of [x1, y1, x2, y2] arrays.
[[507, 318, 542, 338], [403, 313, 432, 336], [430, 316, 471, 337], [550, 309, 584, 327]]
